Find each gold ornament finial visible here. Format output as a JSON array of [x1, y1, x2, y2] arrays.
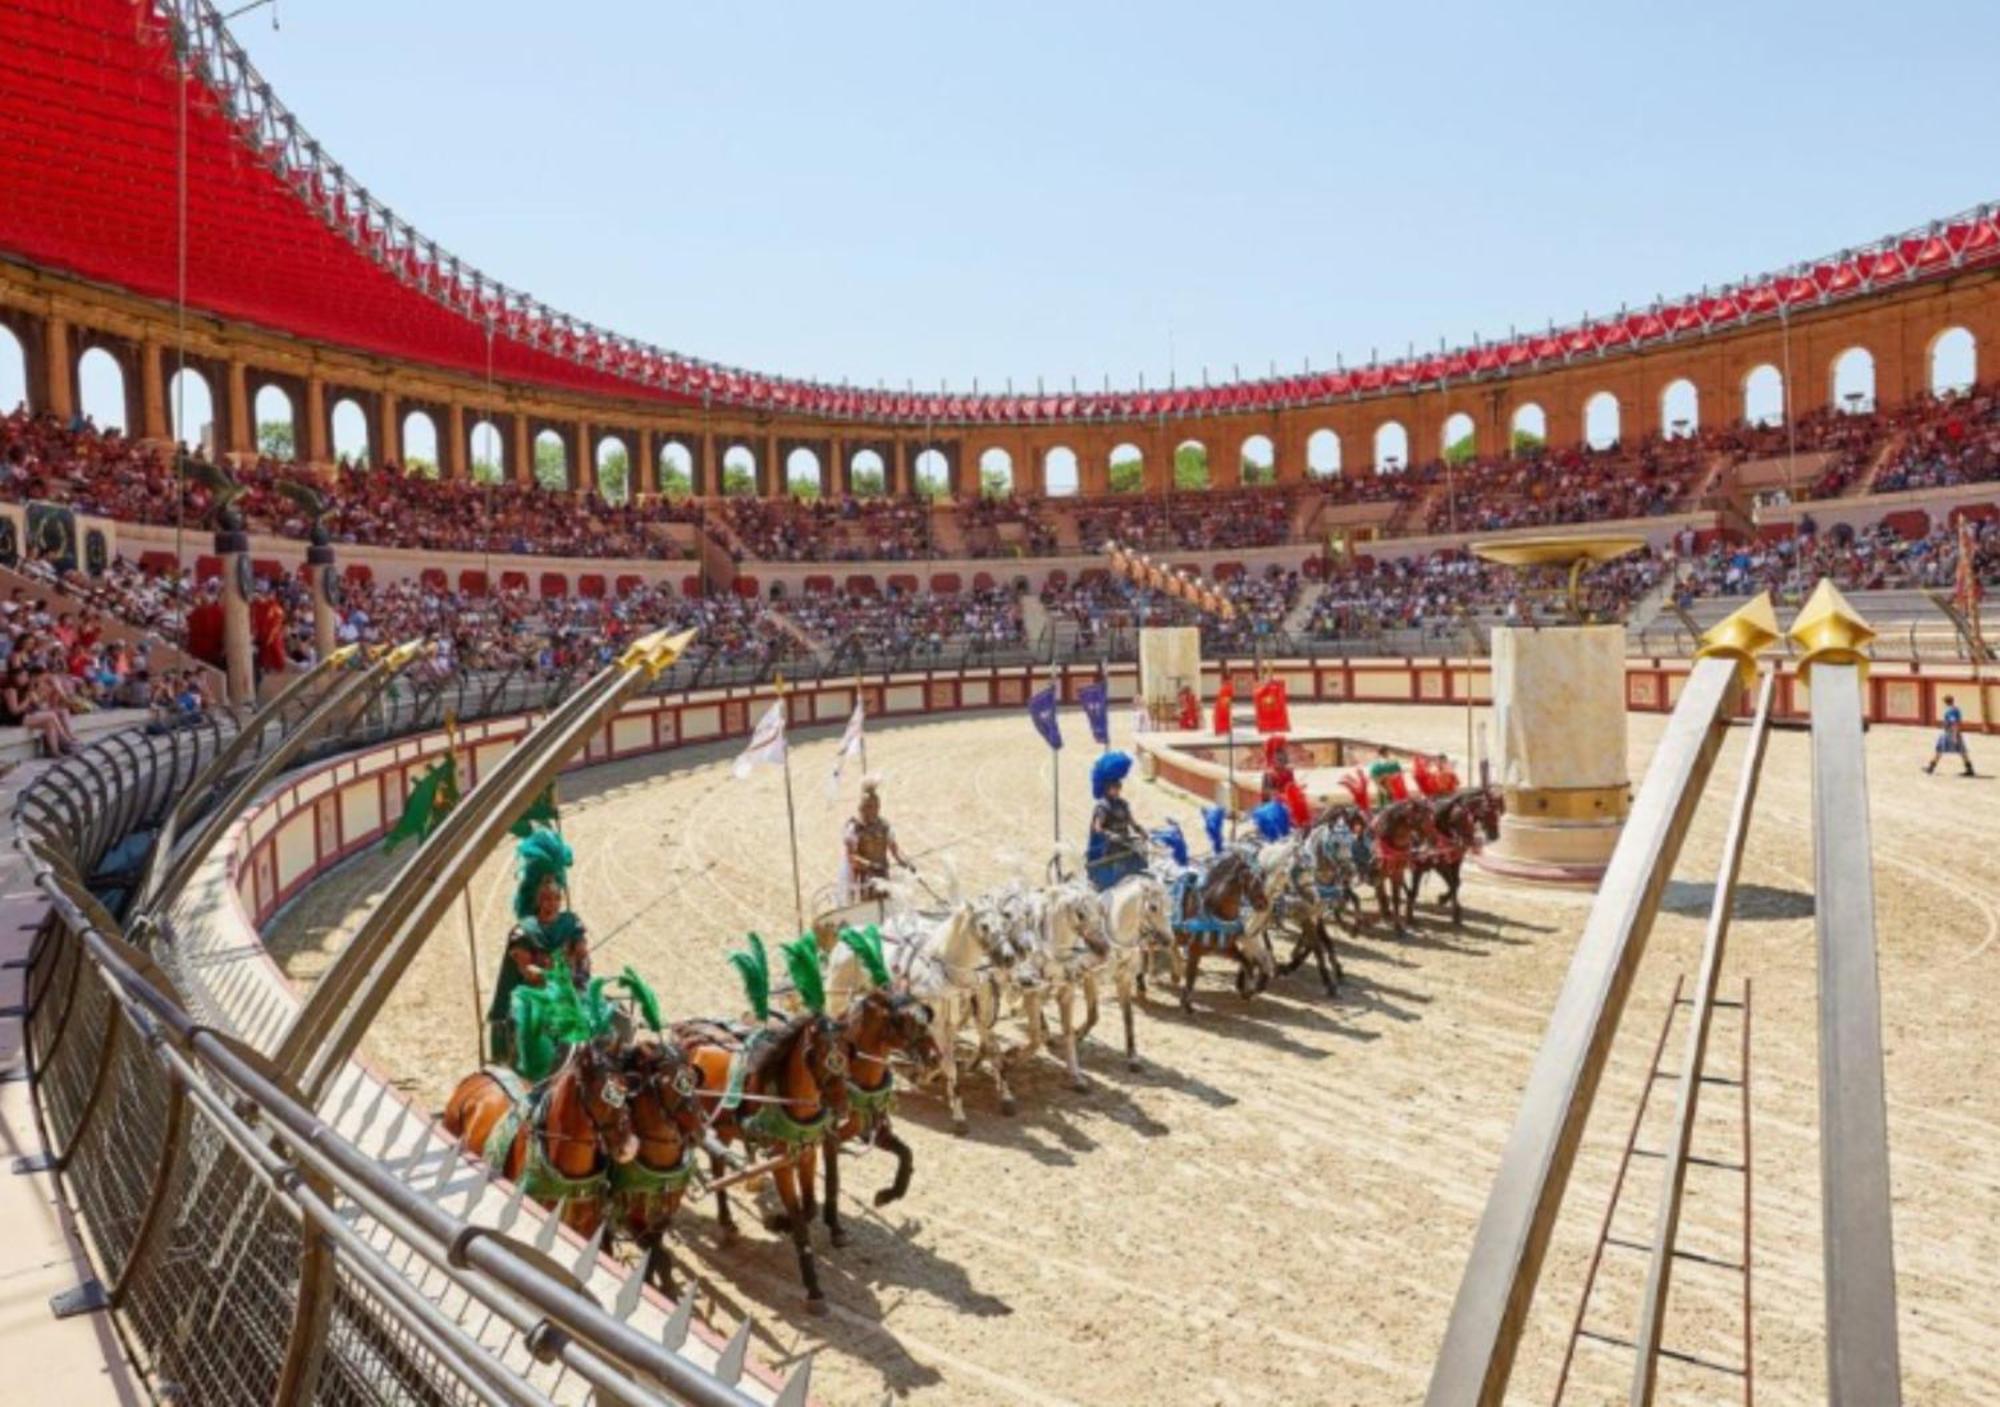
[[381, 637, 428, 672], [618, 626, 698, 679], [1694, 592, 1780, 686], [1788, 578, 1877, 683]]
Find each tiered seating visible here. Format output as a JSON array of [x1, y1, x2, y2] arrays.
[[786, 587, 1026, 664], [717, 495, 933, 562], [1073, 487, 1300, 552], [1425, 437, 1705, 534]]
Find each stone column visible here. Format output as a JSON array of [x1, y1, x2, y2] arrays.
[[304, 376, 329, 466], [307, 531, 339, 662], [217, 516, 255, 707], [636, 427, 656, 496], [378, 389, 401, 470], [892, 439, 910, 496], [699, 430, 717, 497], [226, 360, 253, 461], [512, 416, 532, 485], [43, 317, 72, 420], [1479, 624, 1630, 881], [830, 437, 847, 496], [140, 341, 168, 441], [574, 421, 593, 494], [763, 431, 779, 496], [444, 403, 466, 479]]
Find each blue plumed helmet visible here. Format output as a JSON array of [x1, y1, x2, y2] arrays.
[[1202, 804, 1227, 855], [1250, 800, 1292, 842], [1151, 821, 1189, 868], [1091, 750, 1134, 800]]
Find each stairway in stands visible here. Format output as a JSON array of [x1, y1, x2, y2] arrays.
[[1846, 429, 1908, 496]]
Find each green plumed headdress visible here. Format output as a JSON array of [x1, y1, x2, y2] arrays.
[[609, 965, 663, 1034], [839, 924, 892, 990], [513, 829, 574, 921], [782, 935, 826, 1015], [728, 934, 772, 1021]]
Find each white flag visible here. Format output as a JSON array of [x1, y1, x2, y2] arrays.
[[826, 700, 866, 795], [733, 700, 788, 779]]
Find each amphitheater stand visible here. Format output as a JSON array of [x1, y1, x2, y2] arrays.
[[0, 748, 145, 1404], [1279, 585, 1323, 638], [1847, 428, 1910, 497], [0, 563, 225, 700]]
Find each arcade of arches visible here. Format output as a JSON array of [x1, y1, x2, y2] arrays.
[[2, 260, 1997, 501]]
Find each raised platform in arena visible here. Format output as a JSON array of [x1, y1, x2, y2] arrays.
[[1135, 727, 1450, 812]]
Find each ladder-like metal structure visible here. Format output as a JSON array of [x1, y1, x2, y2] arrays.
[[1551, 976, 1755, 1405]]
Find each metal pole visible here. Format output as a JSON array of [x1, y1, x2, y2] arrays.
[[779, 692, 806, 935], [461, 887, 485, 1068]]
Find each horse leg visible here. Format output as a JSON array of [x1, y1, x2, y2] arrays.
[[772, 1162, 825, 1310], [938, 1004, 968, 1136], [1077, 972, 1101, 1043], [646, 1232, 679, 1299], [872, 1123, 914, 1208], [1057, 983, 1085, 1093], [820, 1137, 849, 1247], [1117, 965, 1139, 1070], [1448, 862, 1464, 927], [709, 1150, 739, 1242], [1179, 946, 1201, 1014]]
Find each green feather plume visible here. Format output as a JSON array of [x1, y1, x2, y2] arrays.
[[839, 925, 892, 990], [782, 935, 827, 1016], [614, 965, 663, 1033], [728, 934, 772, 1021], [507, 956, 610, 1080]]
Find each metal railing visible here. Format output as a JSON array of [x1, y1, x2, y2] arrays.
[[11, 666, 767, 1406]]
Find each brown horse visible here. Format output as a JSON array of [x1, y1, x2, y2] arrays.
[[441, 1041, 640, 1237], [1169, 848, 1274, 1012], [1413, 786, 1505, 927], [819, 986, 941, 1247], [678, 1013, 849, 1310], [1368, 798, 1446, 934], [611, 1037, 709, 1295]]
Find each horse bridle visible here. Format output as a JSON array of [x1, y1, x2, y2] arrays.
[[537, 1045, 633, 1156]]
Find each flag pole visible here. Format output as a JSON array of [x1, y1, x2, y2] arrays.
[[445, 712, 484, 1067], [776, 677, 806, 934], [854, 667, 869, 777]]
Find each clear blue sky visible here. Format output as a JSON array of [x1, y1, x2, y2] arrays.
[[12, 0, 2000, 418]]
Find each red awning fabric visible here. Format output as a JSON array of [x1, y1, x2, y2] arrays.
[[887, 573, 918, 594], [1882, 509, 1931, 541], [804, 574, 834, 595], [500, 570, 529, 593], [578, 573, 606, 598], [844, 574, 878, 595], [539, 572, 567, 599], [972, 571, 994, 590], [252, 558, 285, 581], [459, 569, 489, 596], [615, 573, 644, 596], [194, 554, 222, 583], [139, 550, 178, 576], [420, 567, 447, 592], [681, 575, 703, 598], [930, 572, 961, 593], [343, 563, 374, 586]]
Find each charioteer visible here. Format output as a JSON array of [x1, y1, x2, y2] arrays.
[[1086, 751, 1150, 890], [841, 776, 913, 902], [487, 829, 591, 1070]]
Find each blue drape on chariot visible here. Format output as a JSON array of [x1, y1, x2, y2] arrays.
[[1086, 832, 1147, 891]]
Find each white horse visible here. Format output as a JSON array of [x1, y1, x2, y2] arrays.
[[1254, 825, 1352, 994], [825, 896, 1016, 1135], [1083, 873, 1173, 1068], [991, 880, 1112, 1098]]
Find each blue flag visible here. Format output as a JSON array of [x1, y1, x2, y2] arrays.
[[1028, 684, 1063, 751], [1077, 680, 1110, 747]]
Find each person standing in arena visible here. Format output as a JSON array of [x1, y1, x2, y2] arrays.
[[1925, 695, 1977, 777], [841, 777, 912, 901]]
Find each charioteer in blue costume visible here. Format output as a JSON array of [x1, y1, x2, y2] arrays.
[[487, 829, 592, 1070], [1086, 751, 1151, 890]]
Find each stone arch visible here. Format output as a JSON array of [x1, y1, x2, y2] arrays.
[[658, 440, 695, 497], [531, 427, 567, 490], [1584, 391, 1621, 450], [912, 447, 951, 497], [1830, 347, 1876, 414], [252, 384, 297, 459], [978, 446, 1014, 497], [1440, 411, 1476, 462], [330, 397, 372, 466], [721, 443, 758, 496], [1743, 364, 1785, 427], [1044, 446, 1079, 497], [166, 366, 216, 452], [1240, 434, 1275, 484], [0, 323, 25, 414], [596, 434, 632, 503], [1509, 402, 1547, 453], [468, 417, 506, 484], [849, 448, 887, 496], [1306, 428, 1342, 477], [1929, 326, 1976, 397], [401, 409, 440, 476], [77, 346, 128, 433], [1373, 421, 1409, 472], [1660, 379, 1699, 438], [1174, 438, 1210, 490], [786, 445, 824, 498]]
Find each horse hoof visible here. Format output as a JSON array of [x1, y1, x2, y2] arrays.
[[829, 1227, 851, 1249], [1069, 1078, 1088, 1095], [1000, 1096, 1018, 1117], [1126, 1057, 1141, 1072], [718, 1224, 740, 1245], [806, 1297, 830, 1317], [761, 1214, 788, 1235], [872, 1188, 898, 1208], [952, 1116, 969, 1137]]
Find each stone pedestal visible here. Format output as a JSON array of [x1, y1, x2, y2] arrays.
[[308, 542, 338, 662], [1138, 626, 1201, 729], [218, 535, 254, 708], [1477, 624, 1629, 882]]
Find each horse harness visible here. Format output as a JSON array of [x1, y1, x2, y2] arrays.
[[477, 1066, 616, 1205], [1170, 869, 1245, 951]]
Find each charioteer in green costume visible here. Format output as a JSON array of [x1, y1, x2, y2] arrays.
[[487, 829, 592, 1069]]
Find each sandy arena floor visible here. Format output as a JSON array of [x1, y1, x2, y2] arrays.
[[268, 702, 2000, 1407]]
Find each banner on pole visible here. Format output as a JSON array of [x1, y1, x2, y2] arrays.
[[1254, 677, 1292, 734], [1077, 680, 1110, 747], [826, 699, 866, 795], [1028, 684, 1063, 750], [733, 700, 789, 778]]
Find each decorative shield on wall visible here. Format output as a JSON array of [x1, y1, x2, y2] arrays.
[[83, 526, 109, 577], [26, 501, 76, 572], [0, 515, 18, 567]]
